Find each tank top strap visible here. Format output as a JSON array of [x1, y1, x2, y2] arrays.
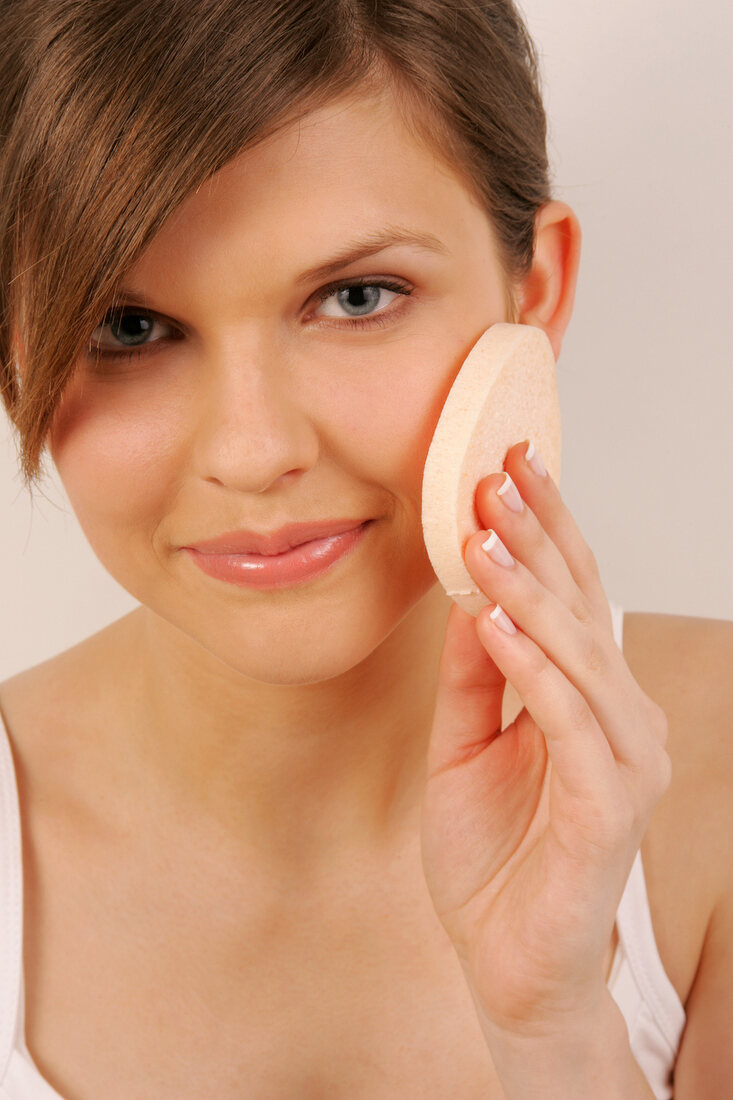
[[615, 846, 686, 1050], [0, 709, 23, 1084]]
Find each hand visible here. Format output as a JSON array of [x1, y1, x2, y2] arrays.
[[420, 440, 671, 1037]]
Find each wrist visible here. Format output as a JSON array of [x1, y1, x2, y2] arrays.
[[475, 989, 654, 1100]]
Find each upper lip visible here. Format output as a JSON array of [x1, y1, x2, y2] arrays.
[[185, 518, 370, 556]]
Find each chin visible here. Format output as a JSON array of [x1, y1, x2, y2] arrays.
[[202, 629, 387, 686]]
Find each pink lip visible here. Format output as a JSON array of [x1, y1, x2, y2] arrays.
[[187, 518, 371, 557], [183, 521, 373, 589]]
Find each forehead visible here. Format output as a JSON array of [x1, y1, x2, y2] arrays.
[[197, 87, 473, 219], [124, 87, 496, 292]]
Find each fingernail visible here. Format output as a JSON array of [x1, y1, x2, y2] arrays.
[[496, 472, 523, 513], [525, 439, 547, 478], [480, 530, 514, 567], [489, 603, 517, 635]]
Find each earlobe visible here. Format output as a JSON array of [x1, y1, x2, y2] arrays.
[[516, 200, 582, 361]]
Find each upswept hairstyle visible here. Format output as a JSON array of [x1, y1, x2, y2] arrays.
[[0, 0, 552, 494]]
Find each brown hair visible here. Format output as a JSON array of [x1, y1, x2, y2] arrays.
[[0, 0, 552, 495]]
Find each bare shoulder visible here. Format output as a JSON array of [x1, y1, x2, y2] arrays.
[[0, 609, 141, 775], [623, 610, 733, 776], [621, 610, 733, 1007], [0, 636, 92, 747], [0, 639, 96, 806], [624, 608, 732, 694]]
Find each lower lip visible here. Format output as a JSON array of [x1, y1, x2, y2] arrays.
[[183, 521, 373, 589]]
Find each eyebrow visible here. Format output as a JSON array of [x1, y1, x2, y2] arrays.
[[115, 225, 450, 305], [293, 225, 451, 285]]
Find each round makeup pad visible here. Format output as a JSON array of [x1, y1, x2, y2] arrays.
[[421, 322, 561, 617]]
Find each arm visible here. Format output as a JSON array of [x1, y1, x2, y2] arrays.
[[674, 884, 733, 1097], [669, 617, 733, 1097], [420, 441, 671, 1097]]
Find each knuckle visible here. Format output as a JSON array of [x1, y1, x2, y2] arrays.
[[566, 685, 593, 730], [527, 642, 552, 682], [579, 541, 602, 584], [626, 740, 672, 804], [525, 580, 545, 616], [642, 695, 670, 745], [572, 593, 594, 627], [580, 626, 608, 676]]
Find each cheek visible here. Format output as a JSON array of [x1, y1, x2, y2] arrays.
[[345, 338, 465, 507], [47, 336, 459, 549], [49, 380, 182, 550]]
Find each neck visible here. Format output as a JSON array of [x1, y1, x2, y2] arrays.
[[113, 586, 454, 871]]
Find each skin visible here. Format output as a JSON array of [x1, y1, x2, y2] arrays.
[[7, 81, 733, 1099], [47, 84, 581, 878]]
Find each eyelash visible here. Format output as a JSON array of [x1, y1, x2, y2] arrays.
[[87, 277, 414, 365]]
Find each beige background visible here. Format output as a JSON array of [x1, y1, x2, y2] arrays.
[[1, 0, 731, 680]]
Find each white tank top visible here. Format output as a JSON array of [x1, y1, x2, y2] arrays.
[[0, 602, 687, 1098]]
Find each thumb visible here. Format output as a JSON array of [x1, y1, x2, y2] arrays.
[[426, 600, 507, 779]]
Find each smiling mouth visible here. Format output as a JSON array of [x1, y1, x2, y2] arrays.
[[182, 520, 374, 588]]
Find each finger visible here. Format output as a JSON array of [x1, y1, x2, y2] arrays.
[[473, 465, 593, 632], [463, 530, 650, 769], [473, 601, 619, 804], [426, 601, 507, 779], [477, 440, 613, 634]]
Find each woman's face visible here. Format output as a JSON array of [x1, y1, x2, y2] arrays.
[[49, 87, 515, 684]]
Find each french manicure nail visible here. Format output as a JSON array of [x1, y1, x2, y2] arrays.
[[489, 603, 517, 635], [525, 439, 547, 477], [496, 472, 523, 513], [481, 530, 514, 567]]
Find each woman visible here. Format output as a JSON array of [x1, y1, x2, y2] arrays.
[[0, 1, 730, 1097]]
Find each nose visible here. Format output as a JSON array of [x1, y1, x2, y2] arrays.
[[191, 343, 319, 494]]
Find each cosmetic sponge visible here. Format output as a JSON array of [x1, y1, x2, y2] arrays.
[[421, 323, 561, 617]]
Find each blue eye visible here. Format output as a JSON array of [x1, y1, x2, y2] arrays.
[[86, 276, 414, 367], [88, 308, 177, 360], [313, 278, 413, 326]]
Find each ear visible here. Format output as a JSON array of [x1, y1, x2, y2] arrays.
[[515, 200, 582, 362]]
